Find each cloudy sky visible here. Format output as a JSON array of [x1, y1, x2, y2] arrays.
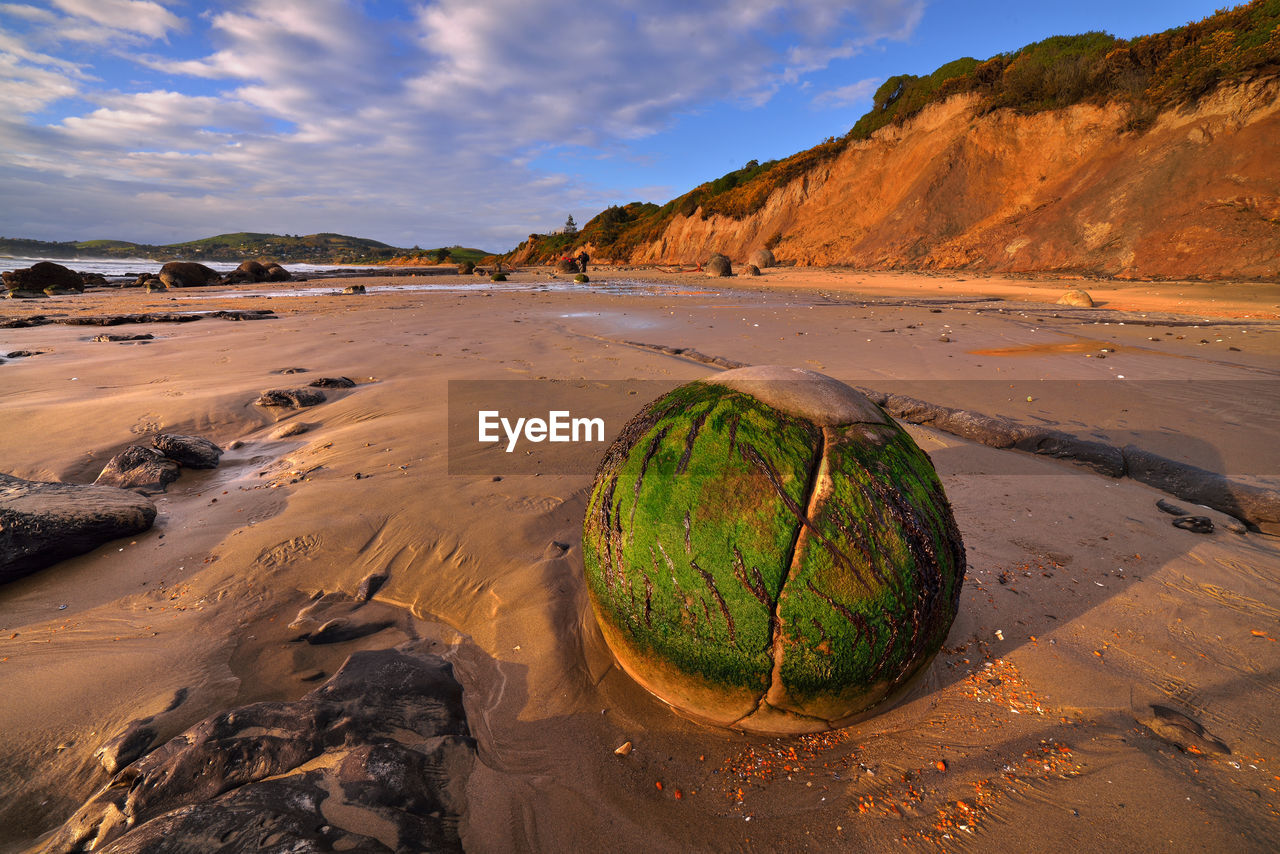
[[1, 0, 1227, 251]]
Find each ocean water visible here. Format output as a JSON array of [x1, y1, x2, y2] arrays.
[[0, 256, 378, 277]]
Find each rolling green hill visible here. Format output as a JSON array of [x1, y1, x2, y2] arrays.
[[0, 232, 496, 265]]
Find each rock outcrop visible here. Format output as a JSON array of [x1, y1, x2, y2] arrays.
[[0, 473, 157, 583], [94, 446, 181, 494], [153, 434, 223, 469], [2, 261, 84, 296], [43, 648, 474, 854], [256, 388, 327, 408], [158, 262, 222, 289]]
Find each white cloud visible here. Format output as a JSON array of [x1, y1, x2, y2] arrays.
[[812, 77, 881, 109], [0, 0, 924, 248], [48, 0, 182, 39]]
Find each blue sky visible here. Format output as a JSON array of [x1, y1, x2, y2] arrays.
[[0, 0, 1232, 251]]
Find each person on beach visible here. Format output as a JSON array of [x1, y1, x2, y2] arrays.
[[576, 250, 589, 273]]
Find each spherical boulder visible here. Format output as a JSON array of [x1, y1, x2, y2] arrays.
[[159, 261, 222, 289], [1056, 289, 1094, 307], [705, 253, 732, 277], [457, 261, 476, 275], [583, 366, 965, 734], [555, 258, 580, 274], [749, 248, 775, 269]]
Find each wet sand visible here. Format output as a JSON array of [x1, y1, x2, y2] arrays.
[[1, 267, 1278, 851]]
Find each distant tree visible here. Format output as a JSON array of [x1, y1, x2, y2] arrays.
[[564, 214, 578, 235]]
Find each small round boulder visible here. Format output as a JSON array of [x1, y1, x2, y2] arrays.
[[1056, 289, 1094, 307], [583, 366, 964, 734]]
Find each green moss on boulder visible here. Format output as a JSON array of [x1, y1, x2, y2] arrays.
[[583, 366, 964, 733]]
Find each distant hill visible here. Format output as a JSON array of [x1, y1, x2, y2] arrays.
[[0, 232, 493, 265], [508, 0, 1280, 279]]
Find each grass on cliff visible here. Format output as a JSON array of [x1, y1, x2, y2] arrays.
[[508, 0, 1280, 264]]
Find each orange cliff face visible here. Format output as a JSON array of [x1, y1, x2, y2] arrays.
[[627, 75, 1280, 280]]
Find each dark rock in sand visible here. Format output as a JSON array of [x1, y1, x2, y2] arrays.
[[1156, 498, 1190, 516], [274, 367, 309, 374], [3, 260, 84, 295], [305, 616, 395, 644], [6, 350, 45, 358], [1173, 515, 1214, 534], [224, 259, 267, 284], [457, 261, 475, 274], [554, 258, 580, 274], [0, 473, 157, 583], [1012, 429, 1125, 477], [0, 315, 49, 328], [94, 446, 181, 494], [153, 434, 223, 469], [749, 248, 775, 269], [355, 570, 388, 602], [342, 284, 366, 294], [92, 333, 154, 342], [80, 273, 109, 288], [745, 264, 761, 276], [255, 388, 327, 408], [308, 376, 356, 388], [209, 309, 274, 321], [43, 648, 473, 854], [96, 722, 158, 776], [158, 261, 222, 289], [705, 253, 732, 277], [61, 312, 204, 327], [263, 262, 291, 282], [4, 288, 48, 299], [1122, 445, 1280, 534]]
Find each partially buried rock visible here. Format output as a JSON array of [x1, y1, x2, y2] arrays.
[[1173, 515, 1214, 534], [745, 264, 761, 277], [94, 446, 181, 494], [583, 366, 965, 734], [1056, 289, 1094, 307], [158, 261, 222, 289], [555, 258, 580, 274], [271, 421, 310, 438], [342, 284, 366, 294], [256, 387, 327, 408], [748, 248, 775, 269], [0, 473, 157, 583], [308, 376, 355, 388], [43, 648, 473, 854], [705, 253, 732, 277], [153, 433, 223, 469], [2, 260, 84, 296], [92, 333, 154, 342]]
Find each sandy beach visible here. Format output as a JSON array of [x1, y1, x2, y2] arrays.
[[2, 266, 1279, 851]]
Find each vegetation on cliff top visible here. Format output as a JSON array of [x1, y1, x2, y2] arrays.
[[510, 0, 1280, 264]]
